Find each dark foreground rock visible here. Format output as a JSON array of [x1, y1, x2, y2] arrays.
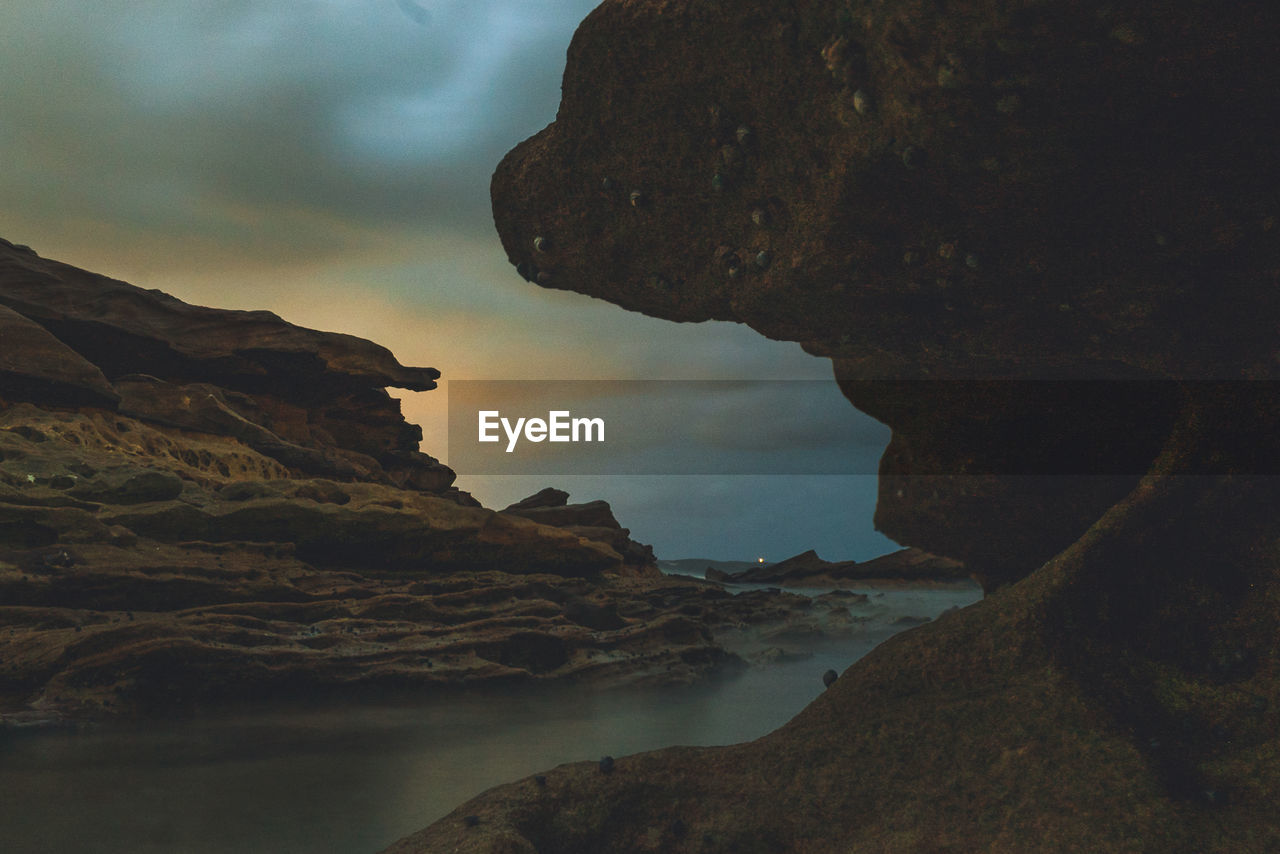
[[0, 240, 846, 721], [388, 0, 1280, 850], [490, 0, 1280, 589]]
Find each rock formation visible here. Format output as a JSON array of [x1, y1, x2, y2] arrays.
[[0, 236, 455, 497], [488, 0, 1280, 588], [0, 239, 851, 722], [502, 488, 658, 568], [729, 547, 967, 586], [389, 0, 1280, 850]]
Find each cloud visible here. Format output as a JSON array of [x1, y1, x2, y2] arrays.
[[0, 0, 599, 264]]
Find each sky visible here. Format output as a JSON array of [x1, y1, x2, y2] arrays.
[[0, 0, 897, 561]]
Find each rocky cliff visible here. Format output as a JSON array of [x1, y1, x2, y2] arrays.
[[0, 239, 856, 722], [390, 0, 1280, 850]]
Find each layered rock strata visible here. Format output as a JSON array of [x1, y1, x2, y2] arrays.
[[0, 237, 455, 496]]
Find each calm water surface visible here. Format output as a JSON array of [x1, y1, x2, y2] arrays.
[[0, 582, 981, 853]]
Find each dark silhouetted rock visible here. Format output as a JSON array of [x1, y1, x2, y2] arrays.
[[502, 490, 658, 569], [736, 550, 850, 584], [486, 0, 1280, 587], [503, 487, 570, 511], [387, 0, 1280, 851], [504, 496, 619, 529], [736, 547, 967, 587]]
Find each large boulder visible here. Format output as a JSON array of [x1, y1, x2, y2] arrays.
[[388, 0, 1280, 850], [488, 0, 1280, 586]]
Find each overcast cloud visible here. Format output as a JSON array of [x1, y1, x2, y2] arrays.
[[0, 0, 898, 561]]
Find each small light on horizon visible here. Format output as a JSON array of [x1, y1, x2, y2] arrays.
[[757, 557, 765, 564]]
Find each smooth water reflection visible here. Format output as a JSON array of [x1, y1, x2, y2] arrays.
[[0, 583, 981, 854]]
